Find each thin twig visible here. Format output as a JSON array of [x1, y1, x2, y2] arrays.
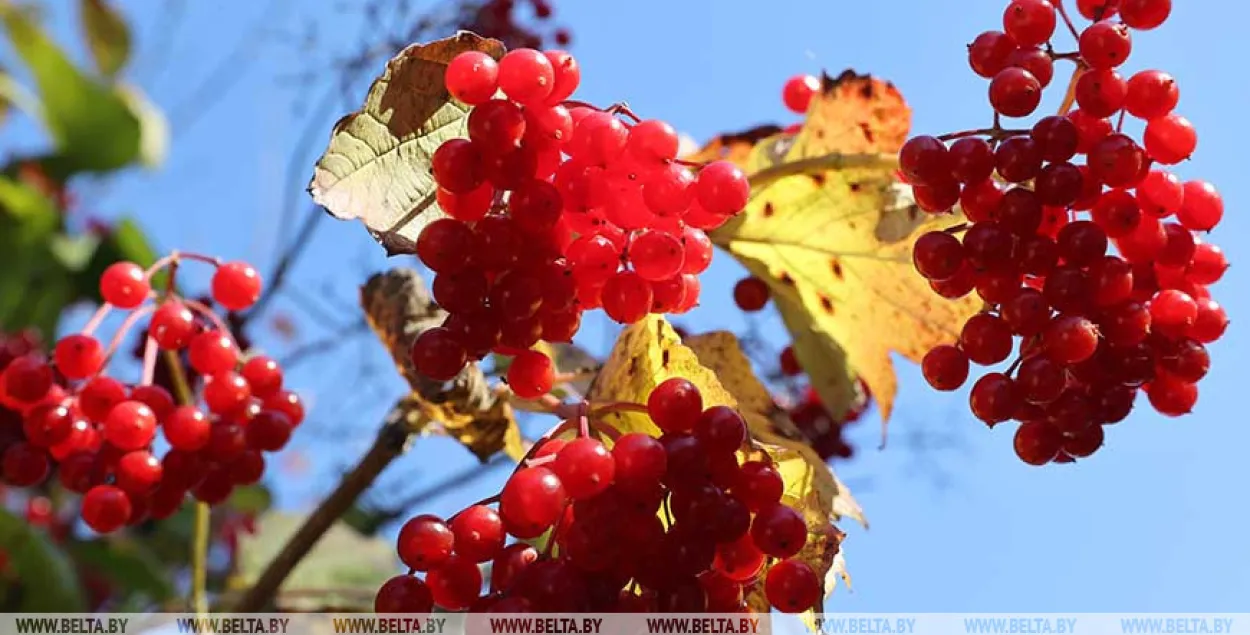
[[1057, 63, 1087, 116], [747, 152, 899, 189], [278, 320, 370, 369]]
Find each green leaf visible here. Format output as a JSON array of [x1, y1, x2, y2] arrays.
[[233, 512, 396, 611], [0, 175, 62, 337], [0, 508, 87, 611], [67, 538, 175, 603], [309, 32, 505, 255], [227, 484, 272, 515], [1, 4, 141, 173], [79, 0, 131, 78], [115, 83, 168, 167]]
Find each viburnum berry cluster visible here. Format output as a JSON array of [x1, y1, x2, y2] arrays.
[[903, 0, 1228, 464], [410, 47, 749, 389], [375, 378, 822, 614], [460, 0, 572, 49], [0, 253, 305, 533]]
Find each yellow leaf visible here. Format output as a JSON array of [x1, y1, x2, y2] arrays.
[[682, 124, 786, 169], [683, 331, 866, 527], [710, 70, 980, 433], [588, 320, 853, 624], [309, 32, 505, 255]]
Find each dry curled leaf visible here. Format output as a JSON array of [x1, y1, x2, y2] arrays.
[[360, 269, 524, 461], [682, 124, 786, 168], [588, 319, 851, 624], [711, 70, 980, 434], [310, 32, 505, 255]]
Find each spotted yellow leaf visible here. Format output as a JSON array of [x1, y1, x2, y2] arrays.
[[588, 320, 851, 624], [710, 70, 980, 435], [309, 32, 504, 255]]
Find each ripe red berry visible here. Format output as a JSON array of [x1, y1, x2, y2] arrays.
[[427, 555, 482, 610], [116, 450, 162, 495], [1002, 0, 1056, 47], [410, 327, 468, 381], [750, 504, 807, 558], [497, 49, 554, 105], [968, 31, 1015, 78], [552, 437, 615, 500], [81, 485, 132, 533], [246, 410, 293, 452], [629, 229, 685, 282], [1079, 20, 1132, 69], [149, 301, 196, 350], [611, 432, 667, 495], [499, 466, 567, 539], [922, 345, 970, 391], [695, 161, 750, 216], [450, 505, 505, 563], [782, 74, 821, 114], [2, 442, 50, 486], [1014, 420, 1062, 465], [103, 401, 157, 451], [1149, 289, 1198, 336], [507, 350, 554, 400], [445, 51, 499, 105], [765, 559, 821, 613], [188, 330, 239, 375], [1118, 0, 1170, 29], [1144, 114, 1197, 165], [397, 514, 454, 571], [1177, 180, 1223, 231], [989, 67, 1042, 117], [164, 406, 211, 451], [100, 261, 150, 308], [543, 50, 580, 104], [733, 460, 783, 511], [1125, 70, 1178, 120], [970, 372, 1020, 425], [375, 575, 434, 613], [53, 334, 104, 379], [732, 277, 770, 311], [647, 377, 703, 433], [694, 406, 747, 456], [1146, 373, 1196, 416], [241, 356, 283, 398]]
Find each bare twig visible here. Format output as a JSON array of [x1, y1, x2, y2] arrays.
[[278, 320, 370, 369]]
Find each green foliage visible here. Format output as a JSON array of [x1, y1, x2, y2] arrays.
[[79, 0, 131, 79], [0, 508, 87, 611], [67, 538, 176, 605]]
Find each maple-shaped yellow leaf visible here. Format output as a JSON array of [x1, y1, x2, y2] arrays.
[[587, 320, 851, 625], [710, 70, 980, 432], [309, 32, 504, 255]]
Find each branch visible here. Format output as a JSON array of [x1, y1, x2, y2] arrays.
[[231, 408, 411, 613], [747, 152, 900, 189], [231, 268, 505, 612]]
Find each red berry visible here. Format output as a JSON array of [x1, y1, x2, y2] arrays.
[[695, 161, 749, 215], [410, 327, 468, 381], [397, 514, 454, 572], [498, 49, 554, 105], [188, 330, 238, 375], [765, 559, 820, 613], [750, 504, 806, 559], [552, 437, 615, 500], [969, 31, 1015, 78], [1125, 70, 1178, 120], [1043, 315, 1100, 364], [922, 345, 970, 391], [450, 505, 505, 563], [445, 51, 499, 105], [611, 433, 667, 495], [732, 277, 770, 311], [1075, 68, 1127, 118], [2, 442, 50, 486], [1144, 114, 1197, 165], [208, 262, 260, 312], [899, 135, 951, 186], [506, 350, 554, 400], [1003, 0, 1056, 47], [53, 334, 104, 379], [375, 575, 434, 613], [1146, 374, 1196, 416], [103, 401, 157, 451], [115, 450, 162, 495], [245, 410, 293, 452], [1177, 181, 1223, 231], [1119, 0, 1170, 29], [100, 261, 150, 309], [499, 467, 567, 539], [203, 371, 251, 415], [427, 555, 482, 610], [629, 229, 685, 282], [601, 271, 653, 324], [149, 301, 196, 350], [694, 406, 747, 456], [970, 372, 1020, 425], [989, 67, 1042, 117], [782, 74, 821, 114], [241, 356, 283, 398], [647, 378, 703, 433], [1014, 421, 1061, 465], [81, 485, 132, 533], [3, 355, 53, 403], [1149, 289, 1197, 336], [1079, 20, 1132, 69], [733, 460, 783, 511]]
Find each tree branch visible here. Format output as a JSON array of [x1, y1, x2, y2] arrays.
[[231, 268, 505, 612]]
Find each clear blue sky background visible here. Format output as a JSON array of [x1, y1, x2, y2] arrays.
[[5, 0, 1248, 613]]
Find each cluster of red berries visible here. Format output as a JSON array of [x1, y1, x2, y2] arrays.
[[460, 0, 571, 50], [409, 47, 749, 390], [0, 254, 305, 533], [902, 0, 1228, 465], [375, 378, 823, 614]]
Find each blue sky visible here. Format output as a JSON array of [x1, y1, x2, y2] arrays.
[[6, 0, 1249, 613]]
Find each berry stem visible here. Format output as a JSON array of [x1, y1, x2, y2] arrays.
[[587, 401, 648, 419], [1051, 0, 1081, 41], [139, 335, 159, 386], [184, 297, 239, 345], [524, 454, 557, 468], [161, 342, 209, 617], [943, 222, 970, 235], [80, 302, 117, 337], [95, 305, 156, 372], [144, 251, 222, 281], [1057, 63, 1087, 116], [747, 152, 899, 190]]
